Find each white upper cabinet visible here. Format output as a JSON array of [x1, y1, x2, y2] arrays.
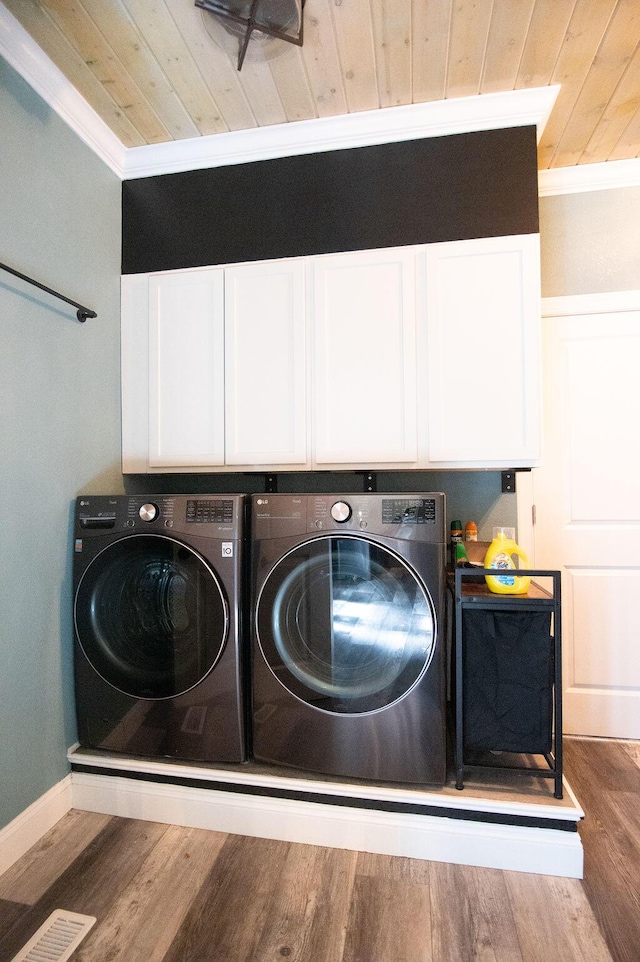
[[148, 269, 225, 468], [121, 236, 541, 473], [224, 260, 307, 466], [122, 260, 306, 473], [311, 248, 418, 466], [420, 233, 541, 467]]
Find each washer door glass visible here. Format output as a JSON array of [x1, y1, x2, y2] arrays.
[[256, 536, 435, 714], [75, 535, 228, 699]]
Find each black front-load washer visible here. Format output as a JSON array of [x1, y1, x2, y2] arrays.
[[73, 494, 246, 762], [251, 493, 447, 784]]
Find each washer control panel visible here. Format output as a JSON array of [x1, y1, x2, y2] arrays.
[[75, 495, 243, 541]]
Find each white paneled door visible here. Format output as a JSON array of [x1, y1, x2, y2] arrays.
[[533, 296, 640, 737]]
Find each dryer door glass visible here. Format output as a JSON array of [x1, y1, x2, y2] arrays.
[[256, 535, 435, 713], [75, 535, 228, 698]]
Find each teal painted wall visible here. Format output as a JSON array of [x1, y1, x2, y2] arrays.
[[0, 57, 123, 830]]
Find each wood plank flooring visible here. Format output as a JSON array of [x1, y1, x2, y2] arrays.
[[0, 737, 637, 962]]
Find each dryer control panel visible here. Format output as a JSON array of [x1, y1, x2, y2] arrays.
[[252, 493, 446, 543]]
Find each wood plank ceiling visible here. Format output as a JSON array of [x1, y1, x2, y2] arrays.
[[3, 0, 640, 170]]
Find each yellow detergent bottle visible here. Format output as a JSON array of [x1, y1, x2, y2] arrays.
[[484, 527, 531, 595]]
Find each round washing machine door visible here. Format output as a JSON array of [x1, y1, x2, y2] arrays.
[[75, 534, 228, 699], [256, 535, 436, 714]]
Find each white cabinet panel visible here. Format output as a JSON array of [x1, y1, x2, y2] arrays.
[[422, 234, 540, 466], [224, 260, 307, 466], [148, 269, 225, 467], [121, 273, 150, 473], [312, 248, 418, 466]]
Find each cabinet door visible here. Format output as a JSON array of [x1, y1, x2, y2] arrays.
[[311, 248, 417, 466], [225, 260, 307, 466], [422, 234, 541, 466], [148, 269, 225, 468]]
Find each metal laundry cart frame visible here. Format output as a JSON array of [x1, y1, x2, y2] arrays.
[[453, 567, 563, 799]]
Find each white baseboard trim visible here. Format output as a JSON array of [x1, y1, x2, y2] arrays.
[[0, 777, 73, 876], [71, 772, 583, 879]]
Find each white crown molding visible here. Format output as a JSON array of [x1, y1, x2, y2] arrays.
[[0, 3, 126, 176], [119, 84, 561, 180], [538, 157, 640, 196]]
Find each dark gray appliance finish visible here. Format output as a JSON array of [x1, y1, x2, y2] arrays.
[[250, 493, 447, 785], [73, 494, 247, 763]]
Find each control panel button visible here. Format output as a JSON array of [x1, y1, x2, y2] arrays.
[[186, 499, 234, 524], [139, 503, 158, 522], [331, 501, 352, 523]]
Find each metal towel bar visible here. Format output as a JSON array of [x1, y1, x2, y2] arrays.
[[0, 260, 97, 321]]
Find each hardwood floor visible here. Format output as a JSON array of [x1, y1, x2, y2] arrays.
[[0, 737, 637, 962]]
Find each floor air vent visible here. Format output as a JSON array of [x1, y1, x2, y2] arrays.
[[11, 910, 96, 962]]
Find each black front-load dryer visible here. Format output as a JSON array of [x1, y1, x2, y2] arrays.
[[251, 493, 447, 785], [73, 494, 246, 762]]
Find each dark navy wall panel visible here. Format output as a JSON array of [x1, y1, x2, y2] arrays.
[[122, 126, 539, 275]]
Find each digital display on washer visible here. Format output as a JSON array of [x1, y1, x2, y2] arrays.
[[186, 499, 234, 524], [381, 498, 436, 524]]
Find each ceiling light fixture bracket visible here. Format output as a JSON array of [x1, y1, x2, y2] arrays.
[[195, 0, 305, 71]]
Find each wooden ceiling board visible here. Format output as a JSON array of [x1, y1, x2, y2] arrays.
[[515, 0, 575, 90], [551, 0, 640, 166], [2, 0, 142, 147], [124, 0, 228, 135], [580, 44, 640, 164], [370, 0, 411, 110], [446, 0, 493, 98], [607, 70, 640, 161], [481, 0, 536, 95], [269, 48, 316, 124], [136, 0, 251, 133], [410, 0, 452, 104], [330, 0, 379, 114], [2, 0, 640, 172], [232, 59, 289, 129], [300, 0, 348, 119], [40, 0, 178, 143], [158, 0, 256, 133], [537, 0, 619, 167]]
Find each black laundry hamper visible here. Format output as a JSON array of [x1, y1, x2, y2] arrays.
[[462, 608, 554, 754]]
